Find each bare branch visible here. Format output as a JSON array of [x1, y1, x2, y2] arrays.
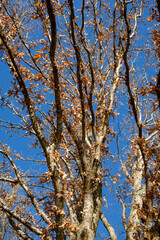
[[46, 0, 62, 148], [0, 147, 52, 226], [68, 0, 86, 143], [0, 198, 42, 236], [0, 33, 47, 153], [100, 212, 117, 240], [7, 215, 34, 240], [116, 188, 127, 231]]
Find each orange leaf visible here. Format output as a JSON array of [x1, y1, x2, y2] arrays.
[[146, 17, 153, 22], [33, 2, 40, 7]]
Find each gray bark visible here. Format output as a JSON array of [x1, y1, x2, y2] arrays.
[[127, 151, 144, 240]]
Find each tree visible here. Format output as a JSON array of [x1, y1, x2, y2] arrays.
[[0, 0, 159, 239], [154, 0, 160, 107]]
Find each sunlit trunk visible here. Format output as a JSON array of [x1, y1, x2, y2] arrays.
[[127, 151, 144, 240], [77, 160, 102, 240]]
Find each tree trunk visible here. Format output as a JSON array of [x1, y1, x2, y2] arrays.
[[76, 161, 102, 240], [127, 152, 144, 240]]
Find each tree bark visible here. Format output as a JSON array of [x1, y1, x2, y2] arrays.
[[127, 152, 144, 240]]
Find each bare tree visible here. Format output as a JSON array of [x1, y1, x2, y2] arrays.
[[0, 0, 159, 240]]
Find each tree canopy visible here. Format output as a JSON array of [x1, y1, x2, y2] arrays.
[[0, 0, 159, 240]]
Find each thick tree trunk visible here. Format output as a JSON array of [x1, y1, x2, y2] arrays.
[[127, 152, 144, 240], [47, 145, 66, 240], [54, 179, 65, 240], [76, 159, 102, 240]]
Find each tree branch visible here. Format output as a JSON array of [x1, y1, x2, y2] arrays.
[[46, 0, 62, 148], [0, 198, 42, 236], [7, 215, 34, 240], [0, 32, 47, 153], [0, 147, 52, 226], [100, 212, 117, 240], [68, 0, 86, 143]]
